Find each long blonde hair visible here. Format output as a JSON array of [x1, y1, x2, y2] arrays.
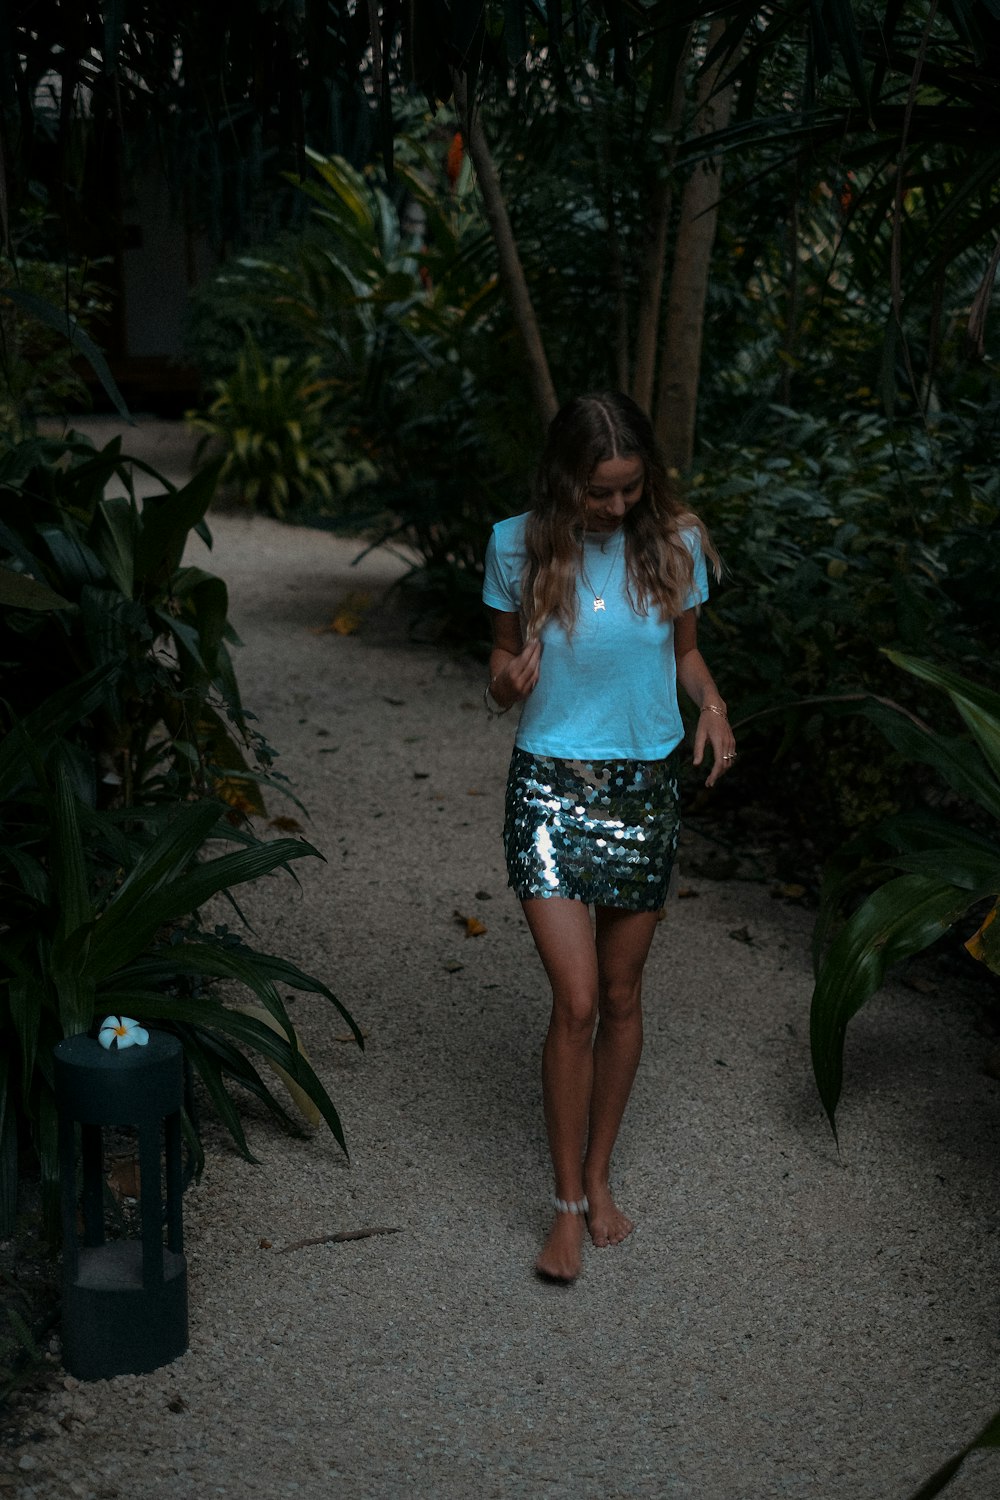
[[521, 392, 720, 637]]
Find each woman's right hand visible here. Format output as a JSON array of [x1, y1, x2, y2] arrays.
[[490, 637, 542, 709]]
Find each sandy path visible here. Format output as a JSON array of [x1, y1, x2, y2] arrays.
[[6, 451, 1000, 1498]]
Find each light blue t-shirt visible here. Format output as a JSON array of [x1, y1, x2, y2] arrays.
[[483, 512, 709, 760]]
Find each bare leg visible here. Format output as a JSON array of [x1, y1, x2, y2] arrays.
[[584, 906, 660, 1248], [521, 897, 598, 1282]]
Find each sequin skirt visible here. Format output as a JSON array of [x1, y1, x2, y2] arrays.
[[503, 747, 681, 911]]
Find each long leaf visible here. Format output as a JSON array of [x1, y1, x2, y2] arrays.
[[857, 700, 1000, 822], [811, 873, 987, 1133], [0, 565, 74, 611], [93, 494, 137, 598], [0, 286, 131, 422], [229, 1002, 323, 1126], [50, 756, 94, 950], [173, 1028, 259, 1162], [0, 664, 119, 800], [116, 994, 347, 1153], [133, 462, 222, 583], [108, 942, 298, 1040], [908, 1408, 1000, 1500], [87, 833, 321, 976], [184, 1025, 301, 1133], [885, 651, 1000, 787]]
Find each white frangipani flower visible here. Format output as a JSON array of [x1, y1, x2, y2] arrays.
[[98, 1016, 149, 1050]]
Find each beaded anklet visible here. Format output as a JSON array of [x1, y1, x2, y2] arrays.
[[552, 1195, 589, 1216]]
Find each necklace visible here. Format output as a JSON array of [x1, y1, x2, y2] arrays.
[[579, 533, 623, 612]]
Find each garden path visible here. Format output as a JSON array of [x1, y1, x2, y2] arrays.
[[7, 422, 1000, 1500]]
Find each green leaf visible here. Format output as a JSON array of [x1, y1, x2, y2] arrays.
[[174, 1028, 259, 1162], [38, 524, 107, 589], [115, 994, 347, 1154], [908, 1408, 1000, 1499], [0, 665, 119, 800], [0, 565, 75, 611], [93, 494, 138, 597], [883, 653, 1000, 789], [109, 942, 298, 1041], [857, 700, 1000, 822], [8, 978, 41, 1109], [133, 462, 222, 583], [86, 818, 320, 977], [50, 757, 95, 949], [0, 285, 132, 423], [810, 873, 987, 1133]]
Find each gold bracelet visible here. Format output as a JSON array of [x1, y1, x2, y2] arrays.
[[700, 703, 728, 719]]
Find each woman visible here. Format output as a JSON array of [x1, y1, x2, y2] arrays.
[[482, 392, 736, 1284]]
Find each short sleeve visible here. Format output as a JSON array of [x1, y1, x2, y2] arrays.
[[483, 527, 520, 612], [683, 527, 710, 611]]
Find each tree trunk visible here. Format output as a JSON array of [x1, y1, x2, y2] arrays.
[[451, 69, 559, 427], [654, 20, 737, 469], [598, 122, 630, 391], [630, 33, 691, 415]]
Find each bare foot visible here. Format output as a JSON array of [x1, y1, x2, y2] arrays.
[[584, 1181, 634, 1248], [535, 1210, 585, 1283]]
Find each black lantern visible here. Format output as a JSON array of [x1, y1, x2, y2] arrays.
[[54, 1030, 188, 1380]]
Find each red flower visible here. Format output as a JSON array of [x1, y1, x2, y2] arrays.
[[446, 132, 464, 187]]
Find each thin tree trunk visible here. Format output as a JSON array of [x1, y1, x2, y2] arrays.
[[779, 184, 801, 406], [598, 122, 630, 390], [631, 33, 691, 415], [654, 19, 736, 470], [451, 69, 559, 426]]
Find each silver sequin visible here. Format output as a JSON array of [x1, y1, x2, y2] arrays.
[[503, 748, 680, 910]]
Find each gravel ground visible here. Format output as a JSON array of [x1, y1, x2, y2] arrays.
[[4, 422, 1000, 1499]]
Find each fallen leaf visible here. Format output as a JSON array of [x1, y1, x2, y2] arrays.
[[258, 1238, 273, 1250], [105, 1156, 141, 1200], [311, 591, 373, 636], [728, 926, 755, 945], [466, 788, 484, 796], [966, 897, 1000, 974], [268, 815, 304, 833], [677, 886, 700, 899], [772, 882, 807, 900], [443, 961, 464, 973], [454, 910, 487, 937], [902, 974, 937, 995]]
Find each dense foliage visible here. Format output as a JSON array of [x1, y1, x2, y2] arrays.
[[810, 652, 1000, 1135], [0, 431, 361, 1238]]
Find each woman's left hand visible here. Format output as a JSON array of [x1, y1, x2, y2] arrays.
[[693, 706, 737, 788]]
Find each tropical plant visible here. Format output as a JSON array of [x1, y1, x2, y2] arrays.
[[185, 143, 529, 637], [0, 247, 111, 437], [0, 429, 259, 809], [0, 732, 360, 1237], [810, 652, 1000, 1138], [188, 339, 376, 518], [0, 429, 362, 1237]]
